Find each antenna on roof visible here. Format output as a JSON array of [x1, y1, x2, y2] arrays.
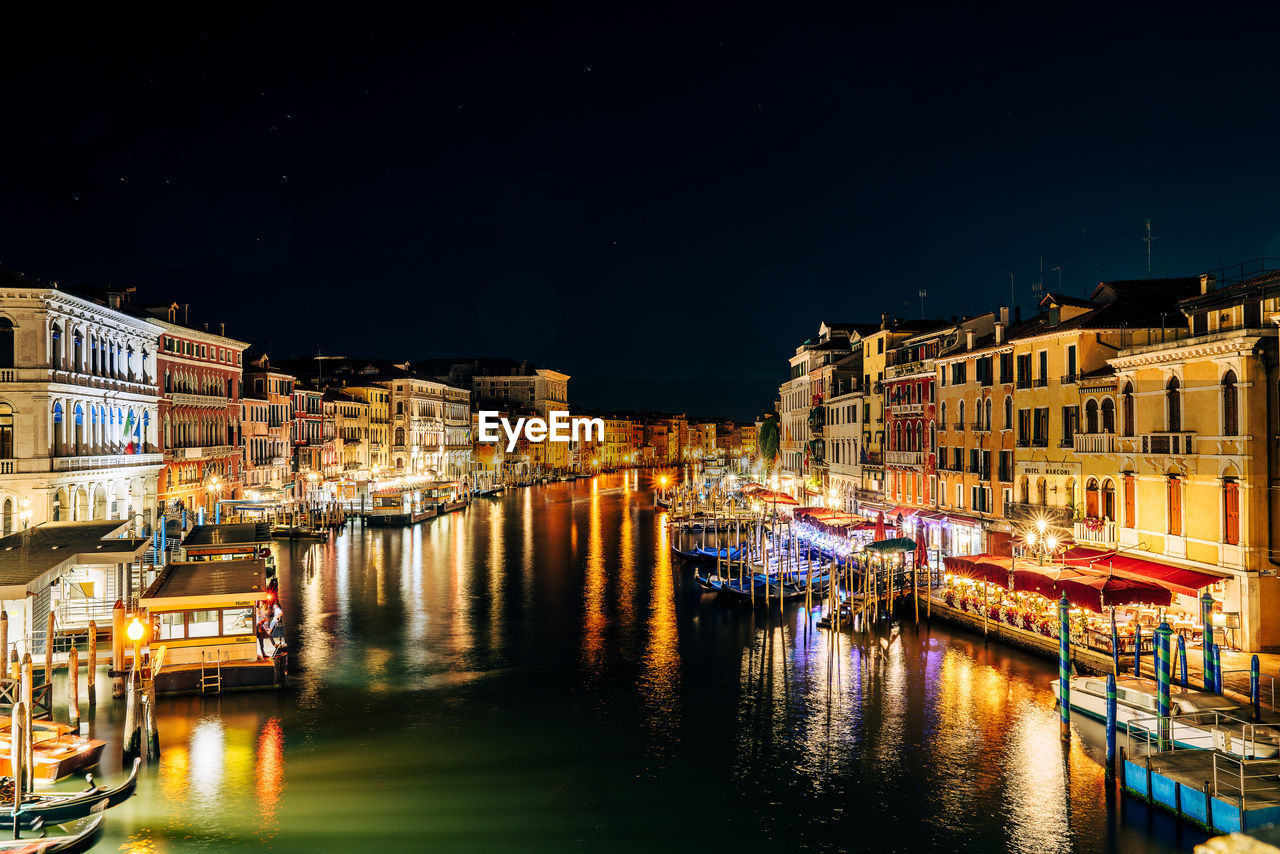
[[1051, 265, 1062, 292], [918, 289, 927, 320], [1031, 257, 1044, 304], [1009, 272, 1015, 312], [1143, 218, 1156, 277]]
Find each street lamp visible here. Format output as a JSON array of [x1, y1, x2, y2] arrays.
[[18, 498, 31, 530], [126, 616, 144, 673], [1024, 517, 1060, 566], [207, 477, 223, 524]]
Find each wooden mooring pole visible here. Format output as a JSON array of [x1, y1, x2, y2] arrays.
[[111, 601, 126, 699], [67, 646, 79, 732], [87, 621, 97, 707]]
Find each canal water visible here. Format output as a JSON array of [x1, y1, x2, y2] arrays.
[[75, 472, 1205, 852]]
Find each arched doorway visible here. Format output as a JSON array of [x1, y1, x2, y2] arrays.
[[92, 484, 107, 520], [73, 486, 89, 521]]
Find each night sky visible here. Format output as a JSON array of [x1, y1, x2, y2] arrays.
[[4, 7, 1280, 420]]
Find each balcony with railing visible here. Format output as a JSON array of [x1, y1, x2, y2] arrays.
[[52, 452, 164, 472], [891, 402, 924, 416], [1141, 431, 1195, 455], [1074, 432, 1116, 454], [1033, 377, 1048, 388], [886, 358, 935, 380], [1061, 373, 1078, 385], [886, 450, 923, 467], [952, 421, 965, 431], [178, 445, 237, 461], [169, 392, 231, 409], [969, 420, 989, 433], [1073, 519, 1117, 546]]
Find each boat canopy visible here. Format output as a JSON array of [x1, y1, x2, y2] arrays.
[[865, 537, 918, 554]]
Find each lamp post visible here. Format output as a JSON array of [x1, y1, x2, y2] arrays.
[[17, 498, 31, 531], [1023, 517, 1059, 566], [126, 616, 144, 673], [206, 477, 222, 525]]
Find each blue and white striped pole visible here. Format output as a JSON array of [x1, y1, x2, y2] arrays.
[[1134, 623, 1142, 677], [1105, 673, 1117, 773], [1212, 644, 1223, 695], [1201, 592, 1215, 691], [1058, 593, 1070, 741], [1155, 621, 1172, 751], [1177, 633, 1188, 689]]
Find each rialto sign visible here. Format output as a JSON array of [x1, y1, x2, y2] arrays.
[[477, 411, 605, 452]]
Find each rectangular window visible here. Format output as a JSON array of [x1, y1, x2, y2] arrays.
[[999, 352, 1014, 384], [1038, 350, 1048, 382], [1018, 409, 1031, 445], [156, 611, 185, 641], [1066, 345, 1077, 380], [1016, 354, 1032, 388], [956, 483, 964, 509], [1061, 406, 1078, 445], [1224, 481, 1240, 545], [1168, 478, 1182, 534], [222, 608, 254, 636], [188, 609, 220, 638], [1033, 408, 1049, 446]]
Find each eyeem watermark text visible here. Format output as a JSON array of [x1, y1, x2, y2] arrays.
[[477, 411, 604, 451]]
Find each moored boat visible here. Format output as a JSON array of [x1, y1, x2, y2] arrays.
[[0, 814, 104, 853], [0, 758, 139, 828], [0, 720, 105, 785]]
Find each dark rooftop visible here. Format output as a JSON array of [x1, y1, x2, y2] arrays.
[[141, 559, 268, 602], [0, 521, 148, 592], [181, 523, 272, 550]]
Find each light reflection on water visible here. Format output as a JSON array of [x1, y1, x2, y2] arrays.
[[69, 474, 1201, 852]]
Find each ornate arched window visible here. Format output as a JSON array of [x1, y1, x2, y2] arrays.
[[0, 404, 12, 459], [1166, 376, 1182, 431], [1085, 477, 1100, 518], [1222, 370, 1239, 436], [1004, 395, 1013, 429], [1085, 399, 1099, 434], [0, 318, 13, 369], [1122, 383, 1135, 436]]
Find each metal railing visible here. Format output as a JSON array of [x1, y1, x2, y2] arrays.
[[1142, 431, 1196, 455], [1221, 669, 1278, 712]]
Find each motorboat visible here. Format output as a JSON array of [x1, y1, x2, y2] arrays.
[[1052, 675, 1280, 758]]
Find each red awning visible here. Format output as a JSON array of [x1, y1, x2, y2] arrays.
[[1060, 546, 1224, 597], [943, 554, 1173, 612]]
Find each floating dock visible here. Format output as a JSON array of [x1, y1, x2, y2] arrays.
[[1123, 749, 1280, 833]]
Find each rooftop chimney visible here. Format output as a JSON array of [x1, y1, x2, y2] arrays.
[[1000, 305, 1010, 325], [994, 321, 1005, 344], [220, 322, 225, 336], [106, 291, 122, 310], [1201, 273, 1216, 294], [183, 304, 190, 324], [966, 328, 975, 351]]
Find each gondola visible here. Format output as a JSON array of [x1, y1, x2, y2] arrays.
[[0, 814, 104, 853], [689, 543, 748, 561], [0, 759, 139, 829], [671, 544, 703, 559]]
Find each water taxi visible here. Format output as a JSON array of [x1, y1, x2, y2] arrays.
[[140, 559, 287, 695], [1052, 675, 1280, 758], [0, 718, 106, 784]]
